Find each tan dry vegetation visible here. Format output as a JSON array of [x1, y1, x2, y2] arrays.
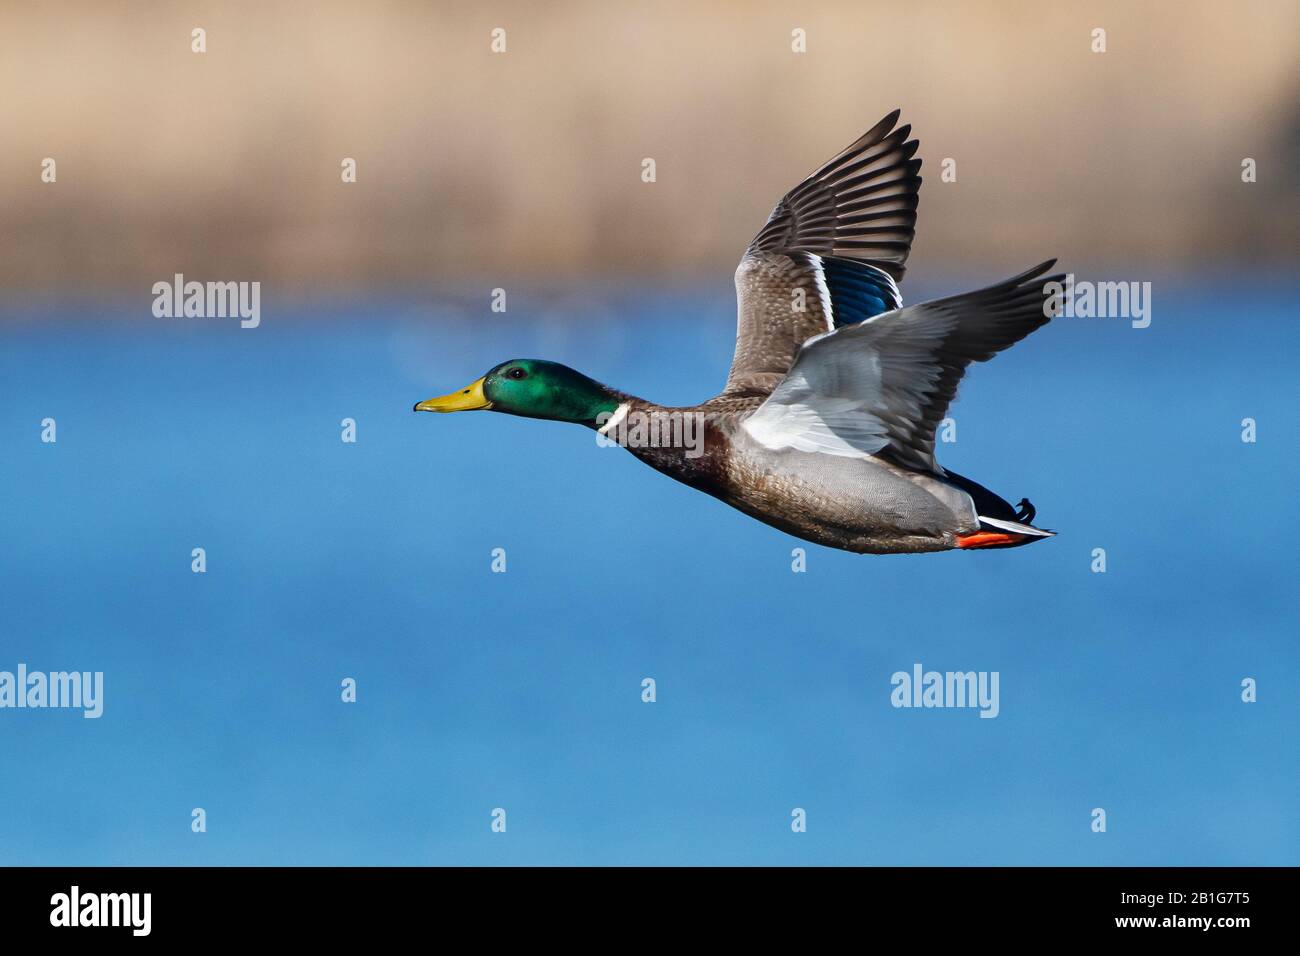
[[0, 0, 1297, 295]]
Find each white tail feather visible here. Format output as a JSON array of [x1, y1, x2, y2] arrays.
[[978, 515, 1055, 537]]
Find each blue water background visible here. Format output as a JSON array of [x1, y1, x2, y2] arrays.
[[1, 276, 1296, 865]]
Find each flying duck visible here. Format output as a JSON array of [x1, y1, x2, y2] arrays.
[[416, 110, 1061, 554]]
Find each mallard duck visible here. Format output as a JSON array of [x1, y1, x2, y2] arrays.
[[416, 110, 1061, 554]]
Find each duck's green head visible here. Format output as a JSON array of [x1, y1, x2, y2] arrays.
[[414, 359, 621, 427]]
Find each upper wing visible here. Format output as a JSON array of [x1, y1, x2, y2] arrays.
[[724, 110, 922, 398], [740, 261, 1065, 474]]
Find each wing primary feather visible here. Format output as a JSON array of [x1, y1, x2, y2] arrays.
[[724, 111, 924, 398]]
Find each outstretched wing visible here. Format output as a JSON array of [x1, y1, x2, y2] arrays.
[[740, 261, 1065, 474], [724, 110, 922, 398]]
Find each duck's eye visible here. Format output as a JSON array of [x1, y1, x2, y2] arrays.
[[506, 367, 527, 380]]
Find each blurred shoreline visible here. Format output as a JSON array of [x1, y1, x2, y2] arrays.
[[2, 268, 1296, 331]]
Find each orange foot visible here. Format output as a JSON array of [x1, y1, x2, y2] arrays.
[[955, 531, 1022, 550]]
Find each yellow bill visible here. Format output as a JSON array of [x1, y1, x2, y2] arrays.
[[413, 377, 492, 412]]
